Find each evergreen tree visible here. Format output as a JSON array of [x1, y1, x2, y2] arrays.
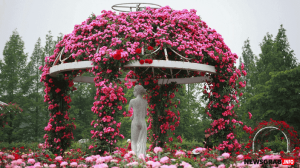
[[248, 25, 298, 125], [22, 38, 48, 142], [175, 84, 208, 142], [69, 73, 97, 140], [0, 30, 28, 143]]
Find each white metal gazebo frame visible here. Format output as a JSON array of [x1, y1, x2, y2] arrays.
[[49, 45, 216, 84], [252, 126, 290, 153]]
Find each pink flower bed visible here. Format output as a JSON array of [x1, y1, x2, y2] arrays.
[[1, 146, 300, 167]]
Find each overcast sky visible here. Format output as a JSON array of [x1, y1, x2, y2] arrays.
[[1, 0, 299, 65]]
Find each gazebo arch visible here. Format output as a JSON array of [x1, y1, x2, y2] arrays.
[[252, 126, 290, 152], [41, 4, 247, 155]]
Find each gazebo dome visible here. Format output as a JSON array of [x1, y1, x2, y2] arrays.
[[47, 5, 224, 85]]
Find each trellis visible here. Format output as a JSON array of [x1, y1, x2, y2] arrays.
[[252, 126, 290, 152]]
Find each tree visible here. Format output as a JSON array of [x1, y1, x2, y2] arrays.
[[69, 72, 97, 140], [21, 38, 48, 142], [175, 84, 208, 142], [0, 30, 28, 143], [261, 66, 300, 133], [247, 25, 298, 126]]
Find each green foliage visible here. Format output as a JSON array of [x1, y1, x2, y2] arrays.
[[237, 25, 300, 140], [0, 30, 29, 143], [69, 73, 97, 140], [173, 137, 203, 151], [175, 84, 209, 142], [261, 66, 300, 132], [263, 135, 287, 153]]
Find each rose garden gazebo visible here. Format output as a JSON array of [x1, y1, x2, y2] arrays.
[[42, 3, 246, 155]]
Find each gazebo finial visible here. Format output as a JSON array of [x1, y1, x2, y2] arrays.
[[111, 3, 161, 12]]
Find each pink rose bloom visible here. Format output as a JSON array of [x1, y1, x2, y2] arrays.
[[201, 157, 206, 161], [154, 147, 163, 154], [70, 162, 78, 167], [262, 155, 270, 160], [205, 162, 213, 166], [93, 163, 108, 168], [218, 164, 226, 168], [49, 164, 56, 168], [104, 155, 112, 162], [21, 154, 27, 159], [34, 162, 42, 168], [96, 157, 105, 164], [217, 157, 223, 161], [110, 159, 118, 163], [221, 152, 230, 159], [175, 150, 186, 157], [0, 152, 3, 157], [146, 161, 154, 166], [55, 156, 63, 161], [152, 161, 161, 168], [128, 150, 135, 155], [85, 156, 93, 163], [160, 165, 170, 168], [168, 165, 177, 168], [138, 154, 145, 161], [237, 162, 245, 168], [210, 166, 217, 168], [16, 159, 23, 165], [7, 155, 15, 160], [160, 156, 169, 164], [27, 159, 35, 164], [236, 154, 244, 161], [38, 143, 43, 148], [60, 161, 68, 167], [180, 161, 192, 168], [272, 154, 281, 160], [194, 147, 206, 153], [126, 162, 139, 167], [78, 164, 88, 168]]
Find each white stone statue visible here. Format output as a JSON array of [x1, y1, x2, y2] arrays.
[[128, 85, 147, 156]]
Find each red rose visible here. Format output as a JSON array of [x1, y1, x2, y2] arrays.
[[148, 46, 153, 50], [113, 53, 121, 60], [136, 48, 142, 54], [145, 59, 149, 63], [20, 146, 24, 150], [139, 59, 145, 64], [148, 59, 153, 64]]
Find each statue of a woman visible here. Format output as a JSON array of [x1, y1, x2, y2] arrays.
[[128, 85, 147, 156]]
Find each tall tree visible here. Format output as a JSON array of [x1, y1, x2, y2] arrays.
[[23, 38, 48, 142], [248, 25, 298, 125], [175, 83, 208, 142], [262, 66, 300, 133], [0, 30, 28, 143]]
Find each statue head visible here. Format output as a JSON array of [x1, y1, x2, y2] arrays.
[[133, 85, 147, 97]]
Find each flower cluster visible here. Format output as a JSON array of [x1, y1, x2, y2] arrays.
[[1, 145, 300, 168], [41, 6, 248, 153]]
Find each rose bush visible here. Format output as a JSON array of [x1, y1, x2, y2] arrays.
[[1, 145, 300, 167], [41, 6, 248, 154]]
